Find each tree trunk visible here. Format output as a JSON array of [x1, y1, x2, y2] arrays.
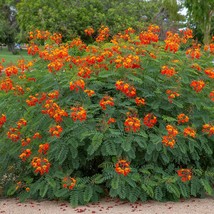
[[7, 43, 15, 52], [203, 10, 213, 45]]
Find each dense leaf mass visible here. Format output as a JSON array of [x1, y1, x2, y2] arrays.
[[0, 26, 214, 206]]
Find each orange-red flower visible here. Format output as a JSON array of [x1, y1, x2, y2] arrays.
[[202, 124, 214, 136], [177, 113, 189, 124], [191, 63, 201, 71], [115, 80, 136, 98], [183, 126, 196, 138], [186, 44, 201, 59], [135, 97, 146, 106], [0, 78, 14, 92], [7, 127, 21, 142], [16, 118, 27, 129], [99, 96, 114, 110], [164, 32, 181, 53], [177, 168, 192, 182], [48, 90, 59, 99], [84, 89, 95, 97], [209, 91, 214, 101], [96, 26, 110, 42], [49, 125, 63, 137], [115, 160, 131, 176], [162, 135, 176, 148], [107, 117, 116, 125], [70, 106, 87, 122], [0, 114, 6, 128], [5, 66, 18, 77], [38, 143, 50, 155], [62, 177, 76, 190], [166, 125, 178, 137], [84, 27, 95, 36], [31, 157, 51, 175], [166, 89, 180, 103], [161, 66, 176, 78], [69, 79, 85, 92], [78, 67, 92, 78], [33, 132, 42, 139], [19, 149, 31, 161], [190, 80, 205, 93], [42, 99, 68, 122], [139, 28, 159, 45], [21, 138, 31, 146], [204, 68, 214, 79], [143, 113, 157, 128], [124, 116, 141, 132]]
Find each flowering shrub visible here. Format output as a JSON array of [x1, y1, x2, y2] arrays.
[[1, 25, 214, 206]]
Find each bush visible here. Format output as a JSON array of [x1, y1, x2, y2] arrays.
[[0, 26, 214, 206]]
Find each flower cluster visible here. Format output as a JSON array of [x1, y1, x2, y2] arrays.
[[183, 126, 196, 138], [177, 168, 192, 182], [78, 67, 92, 78], [186, 44, 201, 59], [190, 80, 205, 93], [124, 116, 141, 132], [42, 99, 68, 122], [50, 33, 62, 44], [33, 132, 42, 139], [7, 118, 27, 142], [84, 27, 95, 36], [49, 125, 63, 137], [69, 79, 85, 92], [191, 63, 201, 71], [0, 78, 14, 92], [5, 66, 18, 77], [0, 114, 6, 128], [38, 143, 50, 155], [84, 89, 95, 97], [96, 26, 110, 42], [164, 32, 181, 53], [70, 106, 87, 122], [19, 149, 32, 161], [29, 30, 51, 40], [135, 97, 146, 106], [107, 117, 116, 125], [161, 66, 176, 78], [139, 27, 159, 45], [209, 91, 214, 101], [31, 157, 51, 175], [115, 160, 131, 176], [21, 138, 31, 146], [204, 68, 214, 79], [7, 127, 21, 142], [62, 177, 76, 190], [115, 80, 136, 98], [177, 113, 189, 124], [143, 113, 157, 128], [99, 96, 114, 110], [26, 93, 47, 106], [166, 90, 180, 103], [202, 124, 214, 136], [162, 125, 178, 148]]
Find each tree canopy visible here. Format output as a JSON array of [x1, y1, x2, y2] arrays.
[[184, 0, 214, 44], [16, 0, 183, 42]]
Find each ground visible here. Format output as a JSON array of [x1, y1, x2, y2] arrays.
[[0, 197, 214, 214]]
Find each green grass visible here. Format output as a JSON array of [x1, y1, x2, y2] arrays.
[[0, 48, 32, 66]]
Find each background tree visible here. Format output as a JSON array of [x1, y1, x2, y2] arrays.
[[184, 0, 214, 44], [0, 0, 19, 51], [16, 0, 184, 42]]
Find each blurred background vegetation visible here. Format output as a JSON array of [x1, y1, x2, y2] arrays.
[[0, 0, 213, 52]]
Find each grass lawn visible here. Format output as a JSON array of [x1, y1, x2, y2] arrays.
[[0, 47, 32, 66]]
